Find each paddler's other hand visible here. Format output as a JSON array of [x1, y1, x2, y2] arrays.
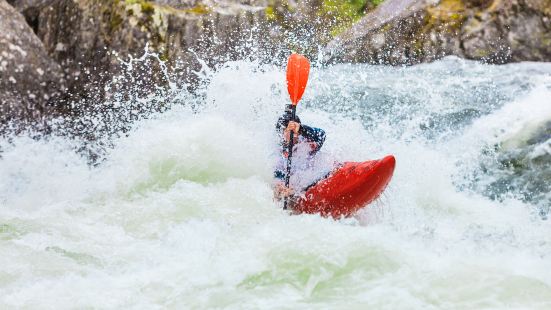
[[284, 121, 300, 144], [274, 183, 295, 200]]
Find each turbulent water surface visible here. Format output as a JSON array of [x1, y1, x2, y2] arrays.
[[1, 58, 551, 308]]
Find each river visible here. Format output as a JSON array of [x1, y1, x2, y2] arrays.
[[1, 57, 551, 308]]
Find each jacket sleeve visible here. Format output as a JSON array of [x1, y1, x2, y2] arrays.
[[299, 125, 326, 154], [274, 169, 285, 181]]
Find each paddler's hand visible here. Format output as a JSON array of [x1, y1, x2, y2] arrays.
[[274, 182, 295, 200], [284, 121, 300, 144]]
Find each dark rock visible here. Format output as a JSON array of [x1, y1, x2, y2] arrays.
[[326, 0, 551, 64], [9, 0, 57, 35], [3, 0, 551, 135], [1, 0, 290, 140], [22, 0, 279, 103], [0, 0, 65, 129]]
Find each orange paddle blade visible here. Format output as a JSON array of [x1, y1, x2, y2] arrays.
[[286, 53, 311, 105]]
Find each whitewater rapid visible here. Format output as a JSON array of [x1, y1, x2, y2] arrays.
[[1, 58, 551, 308]]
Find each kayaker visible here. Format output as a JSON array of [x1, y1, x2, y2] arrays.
[[273, 106, 326, 202]]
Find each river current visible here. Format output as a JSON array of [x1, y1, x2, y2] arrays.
[[1, 57, 551, 308]]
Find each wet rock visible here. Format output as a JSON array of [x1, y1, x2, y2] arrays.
[[1, 0, 290, 139], [15, 0, 279, 103], [3, 0, 550, 133], [8, 0, 57, 35], [326, 0, 551, 64], [0, 0, 65, 129]]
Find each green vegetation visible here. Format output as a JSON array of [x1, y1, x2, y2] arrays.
[[184, 4, 211, 14], [427, 0, 467, 28], [124, 0, 142, 5], [140, 1, 155, 15], [122, 0, 155, 15], [265, 6, 276, 20], [320, 0, 384, 36], [124, 0, 210, 15], [159, 50, 169, 61], [110, 12, 124, 31], [264, 0, 385, 38]]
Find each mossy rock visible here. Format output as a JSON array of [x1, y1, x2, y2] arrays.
[[265, 6, 276, 20], [184, 4, 210, 15], [110, 12, 124, 31], [428, 0, 467, 22], [140, 1, 155, 15], [320, 0, 369, 36]]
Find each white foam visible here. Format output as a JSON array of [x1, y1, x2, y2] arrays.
[[1, 59, 551, 308]]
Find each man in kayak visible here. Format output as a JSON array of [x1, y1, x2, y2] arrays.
[[273, 107, 326, 203]]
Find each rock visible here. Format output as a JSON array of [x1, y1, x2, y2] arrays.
[[15, 0, 280, 103], [0, 0, 65, 129], [0, 0, 292, 140], [326, 0, 551, 64], [8, 0, 57, 35], [469, 0, 551, 62], [3, 0, 550, 135]]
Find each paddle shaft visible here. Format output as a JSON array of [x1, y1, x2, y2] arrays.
[[283, 105, 296, 210]]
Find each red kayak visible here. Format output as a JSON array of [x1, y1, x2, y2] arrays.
[[293, 155, 396, 219]]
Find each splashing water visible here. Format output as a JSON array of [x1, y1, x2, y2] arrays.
[[1, 58, 551, 308]]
